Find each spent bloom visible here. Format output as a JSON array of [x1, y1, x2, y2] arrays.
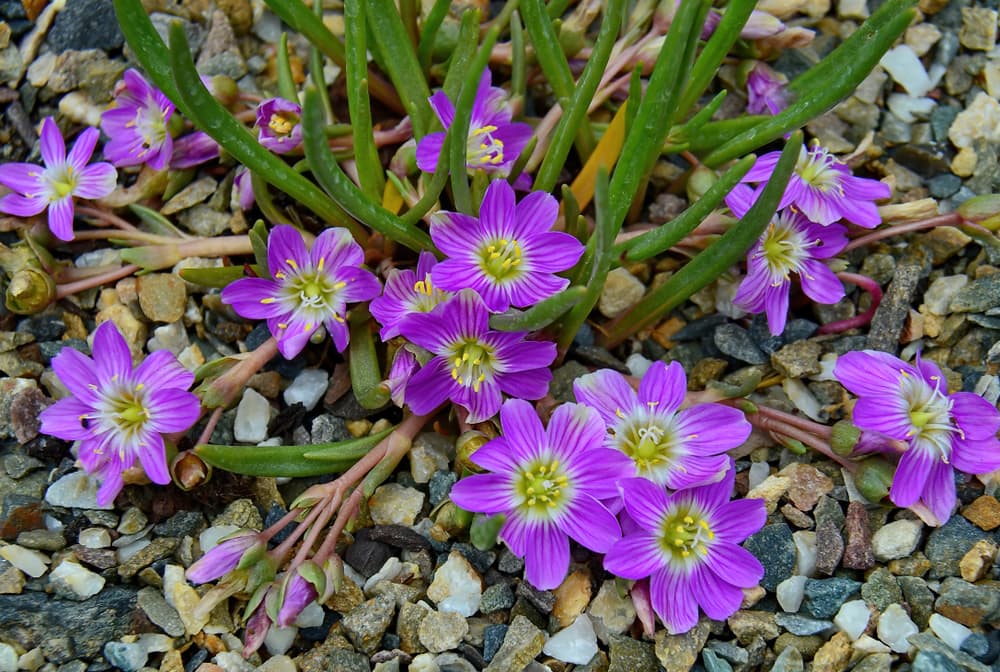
[[726, 184, 847, 336], [0, 117, 117, 241], [741, 140, 890, 228], [604, 469, 766, 634], [370, 250, 453, 339], [746, 62, 789, 116], [170, 131, 220, 169], [430, 180, 584, 313], [256, 98, 302, 154], [222, 225, 381, 359], [416, 70, 533, 177], [399, 290, 555, 423], [186, 530, 264, 584], [834, 350, 1000, 524], [100, 69, 175, 170], [574, 361, 751, 489], [276, 570, 319, 627], [39, 321, 201, 506], [450, 399, 632, 589]]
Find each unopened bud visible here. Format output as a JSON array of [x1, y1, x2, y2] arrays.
[[6, 267, 56, 314], [455, 430, 491, 475], [207, 75, 240, 108], [390, 140, 418, 177], [853, 458, 895, 504], [686, 165, 718, 202], [434, 501, 474, 535], [831, 420, 861, 456]]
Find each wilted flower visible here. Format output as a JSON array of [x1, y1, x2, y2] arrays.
[[256, 98, 302, 155], [222, 225, 381, 359], [604, 469, 766, 634], [39, 321, 200, 505], [746, 62, 789, 115], [399, 290, 555, 422], [430, 180, 584, 313], [741, 141, 890, 228], [450, 399, 632, 589], [233, 167, 255, 211], [416, 70, 533, 177], [186, 530, 264, 584], [100, 69, 175, 170], [574, 361, 751, 489], [834, 350, 1000, 524], [0, 117, 117, 241], [370, 250, 452, 340], [276, 567, 320, 627], [385, 345, 419, 407], [726, 184, 847, 335], [170, 131, 220, 169]]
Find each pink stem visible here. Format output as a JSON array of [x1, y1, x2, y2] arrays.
[[54, 264, 140, 299], [817, 272, 883, 335], [843, 213, 961, 252], [75, 204, 139, 231]]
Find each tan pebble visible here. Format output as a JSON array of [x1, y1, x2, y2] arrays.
[[813, 631, 853, 672], [962, 495, 1000, 531], [959, 539, 997, 582], [951, 148, 977, 177], [552, 568, 592, 628]]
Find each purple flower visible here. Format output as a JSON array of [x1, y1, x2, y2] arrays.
[[100, 69, 175, 170], [399, 290, 555, 423], [385, 346, 419, 408], [222, 225, 381, 360], [574, 361, 751, 489], [276, 571, 319, 627], [39, 321, 200, 506], [256, 98, 302, 155], [370, 251, 453, 339], [170, 131, 220, 169], [430, 180, 584, 313], [450, 399, 632, 589], [741, 141, 890, 228], [416, 69, 533, 177], [726, 184, 847, 336], [0, 117, 117, 241], [186, 530, 264, 584], [746, 62, 789, 116], [834, 350, 1000, 524], [604, 469, 766, 634]]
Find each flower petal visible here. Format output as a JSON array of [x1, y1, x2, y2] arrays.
[[67, 128, 100, 171], [74, 163, 118, 199], [47, 197, 76, 241], [0, 162, 45, 194], [674, 404, 752, 454], [479, 180, 516, 239], [798, 260, 844, 304], [498, 398, 546, 457], [692, 564, 745, 621], [267, 225, 310, 278], [40, 117, 66, 166], [92, 321, 133, 383], [221, 278, 286, 319], [404, 358, 454, 415], [146, 388, 201, 433], [133, 350, 194, 390], [50, 347, 99, 400], [136, 431, 170, 484], [922, 459, 956, 526], [573, 368, 637, 425], [638, 361, 686, 413], [495, 366, 552, 401], [707, 541, 764, 588], [428, 91, 456, 128], [763, 284, 789, 336], [560, 495, 620, 553], [651, 567, 699, 634], [311, 226, 363, 270], [889, 448, 936, 508], [39, 398, 92, 441], [522, 521, 570, 590], [604, 533, 664, 580], [834, 350, 915, 398], [619, 478, 670, 530], [450, 473, 514, 514], [710, 497, 767, 543], [415, 132, 445, 173]]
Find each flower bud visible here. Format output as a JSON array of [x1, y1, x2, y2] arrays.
[[390, 140, 418, 177], [830, 420, 861, 456], [455, 430, 491, 475], [186, 530, 264, 584], [5, 267, 56, 314], [434, 501, 474, 535], [853, 458, 895, 504], [171, 450, 211, 490], [686, 165, 718, 202], [957, 194, 1000, 231]]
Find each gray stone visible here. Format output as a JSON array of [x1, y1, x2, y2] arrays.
[[861, 567, 903, 612], [744, 523, 795, 591], [137, 586, 185, 637], [341, 594, 395, 655], [928, 174, 962, 199], [774, 613, 834, 636], [898, 576, 935, 629], [771, 340, 822, 379], [909, 632, 990, 672], [770, 645, 804, 672], [714, 324, 768, 365], [950, 275, 1000, 314], [610, 633, 659, 672], [0, 587, 136, 659], [803, 578, 862, 619], [912, 651, 962, 672], [934, 577, 1000, 627], [46, 0, 123, 52], [702, 649, 732, 672], [482, 624, 506, 663], [484, 616, 544, 672], [117, 537, 178, 579], [152, 511, 206, 538], [418, 610, 468, 653], [925, 516, 991, 579], [15, 529, 65, 551], [479, 583, 514, 614], [867, 257, 927, 353], [652, 620, 710, 672]]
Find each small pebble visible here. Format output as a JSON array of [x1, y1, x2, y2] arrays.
[[833, 600, 870, 641], [928, 613, 972, 652], [283, 368, 328, 411], [543, 614, 600, 665], [48, 559, 105, 600], [426, 550, 482, 617], [877, 603, 918, 653]]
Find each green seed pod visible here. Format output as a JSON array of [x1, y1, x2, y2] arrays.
[[853, 458, 895, 504], [5, 266, 56, 314]]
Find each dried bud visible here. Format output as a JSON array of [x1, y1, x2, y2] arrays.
[[5, 266, 56, 314], [957, 194, 1000, 231], [172, 449, 211, 490]]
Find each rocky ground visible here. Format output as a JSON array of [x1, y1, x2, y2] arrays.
[[1, 0, 1000, 671]]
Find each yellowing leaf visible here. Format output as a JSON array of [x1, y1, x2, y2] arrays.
[[569, 101, 627, 213], [382, 176, 404, 214]]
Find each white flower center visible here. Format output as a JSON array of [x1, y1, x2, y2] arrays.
[[658, 506, 715, 565], [615, 406, 688, 483], [795, 144, 843, 194], [44, 164, 78, 200], [410, 273, 448, 312], [449, 339, 495, 393], [514, 457, 571, 519], [266, 257, 347, 332], [757, 213, 821, 285], [899, 370, 961, 462], [468, 124, 505, 166], [85, 380, 152, 456], [478, 238, 523, 283]]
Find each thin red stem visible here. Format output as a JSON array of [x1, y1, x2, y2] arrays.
[[75, 204, 139, 231], [843, 213, 961, 252], [54, 264, 140, 299], [817, 272, 883, 335]]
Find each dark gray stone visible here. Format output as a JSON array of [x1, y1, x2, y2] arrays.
[[912, 651, 961, 672], [714, 324, 768, 365], [702, 649, 733, 672], [861, 567, 903, 612], [867, 256, 928, 354], [950, 275, 1000, 314], [774, 613, 833, 636], [0, 586, 136, 659], [924, 516, 991, 579], [429, 471, 457, 507], [152, 511, 206, 538], [608, 634, 659, 672], [46, 0, 123, 51], [928, 174, 963, 199], [802, 578, 862, 619], [744, 523, 795, 591], [483, 624, 507, 663], [935, 577, 1000, 627], [480, 583, 515, 613]]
